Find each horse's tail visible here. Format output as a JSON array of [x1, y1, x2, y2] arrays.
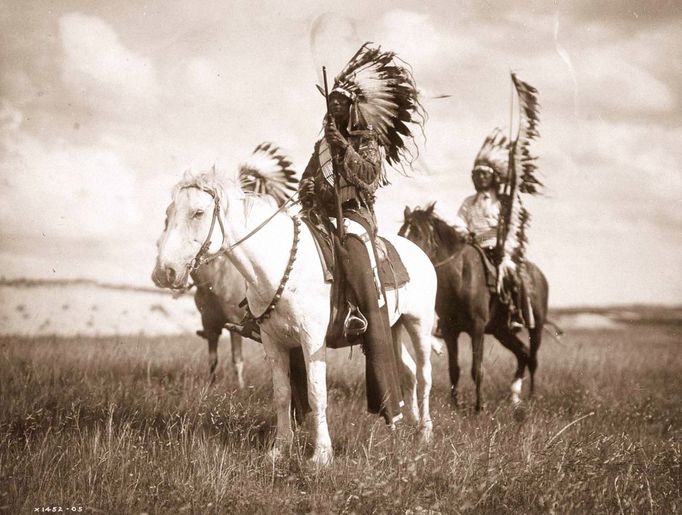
[[543, 318, 564, 342]]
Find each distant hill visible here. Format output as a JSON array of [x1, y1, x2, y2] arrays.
[[0, 278, 199, 337], [551, 305, 682, 327], [1, 277, 680, 337]]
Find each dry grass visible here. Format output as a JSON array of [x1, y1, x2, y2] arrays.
[[1, 324, 680, 513]]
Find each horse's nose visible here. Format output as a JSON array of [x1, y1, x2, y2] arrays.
[[166, 266, 177, 285]]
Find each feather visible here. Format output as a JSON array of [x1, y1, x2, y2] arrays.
[[238, 142, 298, 206], [472, 128, 511, 179], [510, 73, 542, 195], [504, 73, 542, 273], [331, 42, 426, 171]]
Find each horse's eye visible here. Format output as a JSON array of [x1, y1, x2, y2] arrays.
[[193, 209, 205, 219]]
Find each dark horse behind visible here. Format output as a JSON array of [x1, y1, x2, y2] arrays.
[[400, 203, 551, 411]]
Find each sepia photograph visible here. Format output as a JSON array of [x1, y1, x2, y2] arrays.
[[1, 0, 680, 513]]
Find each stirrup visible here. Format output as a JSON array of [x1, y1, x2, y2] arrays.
[[224, 320, 262, 343], [509, 321, 524, 333], [343, 302, 367, 339]]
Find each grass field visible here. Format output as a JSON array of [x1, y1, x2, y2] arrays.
[[1, 323, 680, 513]]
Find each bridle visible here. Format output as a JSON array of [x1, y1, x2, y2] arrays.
[[187, 186, 226, 275], [174, 184, 302, 326], [400, 219, 458, 269], [182, 185, 298, 276]]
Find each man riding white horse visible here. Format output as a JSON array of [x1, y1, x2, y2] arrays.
[[298, 43, 426, 425]]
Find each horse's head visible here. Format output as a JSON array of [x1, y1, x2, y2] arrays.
[[399, 202, 465, 261], [398, 203, 439, 259], [152, 169, 229, 290]]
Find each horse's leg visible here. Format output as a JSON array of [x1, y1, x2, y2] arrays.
[[300, 337, 333, 466], [443, 326, 461, 408], [261, 336, 293, 460], [492, 326, 530, 406], [393, 322, 419, 425], [403, 314, 434, 442], [528, 325, 542, 397], [206, 331, 219, 385], [230, 332, 245, 389], [470, 320, 485, 412]]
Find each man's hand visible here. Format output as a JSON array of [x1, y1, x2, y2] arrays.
[[500, 256, 516, 276], [299, 177, 315, 207], [325, 118, 348, 152], [300, 177, 315, 197]]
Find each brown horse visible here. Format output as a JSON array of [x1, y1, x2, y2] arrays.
[[399, 203, 550, 411]]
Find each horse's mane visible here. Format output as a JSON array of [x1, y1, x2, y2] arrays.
[[172, 168, 231, 198], [409, 203, 466, 254], [172, 168, 278, 212]]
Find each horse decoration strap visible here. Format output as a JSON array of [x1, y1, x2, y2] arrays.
[[224, 215, 302, 343]]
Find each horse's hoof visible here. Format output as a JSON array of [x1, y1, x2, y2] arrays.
[[268, 445, 288, 463], [418, 421, 433, 444], [450, 392, 459, 410], [309, 447, 333, 467]]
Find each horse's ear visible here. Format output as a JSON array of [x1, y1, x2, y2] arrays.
[[404, 206, 411, 219], [425, 202, 436, 215]]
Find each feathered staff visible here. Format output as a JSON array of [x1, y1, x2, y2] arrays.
[[238, 142, 298, 207], [496, 73, 542, 273]]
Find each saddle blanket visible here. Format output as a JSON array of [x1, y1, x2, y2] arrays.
[[302, 217, 410, 291]]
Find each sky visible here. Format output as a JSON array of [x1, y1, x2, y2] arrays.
[[1, 0, 680, 307]]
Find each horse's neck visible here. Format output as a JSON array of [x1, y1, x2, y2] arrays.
[[222, 191, 292, 310], [432, 225, 466, 262]]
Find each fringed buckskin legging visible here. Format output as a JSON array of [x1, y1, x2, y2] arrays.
[[340, 231, 404, 424]]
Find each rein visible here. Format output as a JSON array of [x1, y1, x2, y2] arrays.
[[433, 253, 458, 268], [170, 182, 302, 330], [186, 186, 298, 275]]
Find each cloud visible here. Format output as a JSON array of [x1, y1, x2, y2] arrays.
[[59, 12, 158, 100], [577, 50, 675, 115], [0, 101, 140, 239]]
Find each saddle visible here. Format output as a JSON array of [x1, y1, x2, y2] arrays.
[[302, 215, 410, 349], [472, 244, 536, 329]]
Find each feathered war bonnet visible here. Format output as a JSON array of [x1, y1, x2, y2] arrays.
[[330, 42, 426, 172], [238, 142, 298, 206], [472, 128, 511, 185]]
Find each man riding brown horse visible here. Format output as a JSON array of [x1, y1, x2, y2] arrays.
[[298, 43, 426, 425], [452, 129, 529, 332]]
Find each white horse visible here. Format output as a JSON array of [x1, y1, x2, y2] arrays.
[[177, 143, 300, 388], [152, 168, 437, 466]]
